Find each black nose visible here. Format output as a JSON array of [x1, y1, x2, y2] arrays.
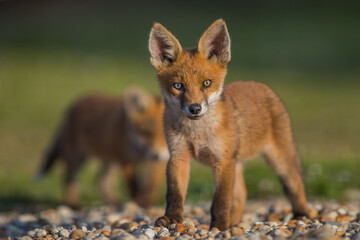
[[189, 104, 202, 115]]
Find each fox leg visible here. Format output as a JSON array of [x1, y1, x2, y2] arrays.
[[155, 150, 191, 227], [64, 155, 85, 209], [263, 141, 309, 217], [135, 160, 166, 208], [98, 162, 119, 206], [230, 162, 247, 226], [121, 163, 138, 201], [210, 158, 236, 230]]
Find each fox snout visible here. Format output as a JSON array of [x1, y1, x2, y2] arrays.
[[183, 102, 207, 120], [147, 147, 170, 161], [189, 104, 202, 115]]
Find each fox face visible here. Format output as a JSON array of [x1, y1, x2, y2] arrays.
[[124, 87, 169, 161], [149, 20, 231, 120]]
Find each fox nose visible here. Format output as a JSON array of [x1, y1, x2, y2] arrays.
[[189, 104, 202, 115]]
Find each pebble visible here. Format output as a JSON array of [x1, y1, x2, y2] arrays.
[[59, 229, 70, 238], [0, 199, 358, 239], [144, 228, 156, 238], [69, 229, 86, 239], [157, 227, 170, 237], [336, 214, 351, 223], [18, 236, 32, 240], [231, 226, 244, 236], [35, 229, 47, 237]]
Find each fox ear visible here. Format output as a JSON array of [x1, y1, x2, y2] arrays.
[[198, 19, 231, 64], [124, 86, 151, 115], [149, 23, 182, 69]]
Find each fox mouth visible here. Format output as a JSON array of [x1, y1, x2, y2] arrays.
[[187, 114, 204, 120]]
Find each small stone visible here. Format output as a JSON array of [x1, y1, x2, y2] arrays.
[[69, 229, 85, 239], [309, 208, 319, 218], [302, 218, 313, 224], [122, 201, 140, 214], [267, 213, 283, 222], [306, 226, 334, 239], [111, 231, 136, 240], [268, 229, 288, 238], [266, 221, 278, 227], [231, 226, 244, 236], [192, 207, 205, 216], [102, 230, 111, 237], [324, 211, 338, 220], [18, 236, 32, 240], [158, 237, 172, 240], [297, 220, 306, 226], [175, 234, 191, 240], [295, 225, 306, 232], [196, 224, 209, 230], [59, 229, 70, 238], [236, 222, 251, 231], [208, 227, 220, 237], [119, 222, 138, 231], [319, 215, 335, 222], [134, 233, 150, 240], [283, 213, 293, 224], [102, 225, 111, 232], [196, 228, 208, 236], [336, 214, 351, 223], [223, 231, 231, 238], [336, 230, 345, 236], [252, 224, 263, 230], [157, 228, 170, 237], [183, 221, 195, 227], [278, 227, 292, 236], [111, 229, 124, 236], [35, 229, 47, 238], [84, 236, 94, 240], [337, 208, 347, 215], [168, 223, 177, 231], [185, 227, 196, 236], [144, 228, 156, 238], [27, 230, 36, 237], [287, 219, 298, 227], [175, 223, 194, 234], [257, 225, 272, 234]]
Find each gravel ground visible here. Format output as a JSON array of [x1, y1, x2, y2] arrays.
[[1, 198, 359, 240]]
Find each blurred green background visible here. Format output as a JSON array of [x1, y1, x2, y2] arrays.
[[0, 0, 359, 210]]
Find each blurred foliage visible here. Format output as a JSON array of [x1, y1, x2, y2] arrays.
[[0, 0, 359, 209]]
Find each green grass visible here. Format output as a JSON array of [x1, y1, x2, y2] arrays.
[[0, 1, 359, 210]]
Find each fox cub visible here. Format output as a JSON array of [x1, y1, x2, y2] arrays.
[[37, 87, 168, 208], [149, 19, 310, 230]]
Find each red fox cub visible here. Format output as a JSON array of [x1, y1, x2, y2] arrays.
[[149, 19, 310, 230], [37, 87, 168, 209]]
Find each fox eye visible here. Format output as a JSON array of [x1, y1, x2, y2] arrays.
[[173, 82, 183, 90], [203, 80, 212, 88]]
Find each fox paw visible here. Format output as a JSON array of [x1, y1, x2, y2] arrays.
[[155, 215, 182, 227]]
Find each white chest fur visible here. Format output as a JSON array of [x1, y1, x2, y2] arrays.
[[166, 107, 223, 165]]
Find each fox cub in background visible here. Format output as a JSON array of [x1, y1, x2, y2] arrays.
[[149, 19, 311, 230], [37, 87, 168, 209]]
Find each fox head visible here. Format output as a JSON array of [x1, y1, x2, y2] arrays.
[[149, 19, 230, 120], [124, 86, 169, 161]]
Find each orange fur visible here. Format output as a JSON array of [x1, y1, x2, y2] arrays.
[[37, 87, 168, 208], [149, 19, 310, 230]]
